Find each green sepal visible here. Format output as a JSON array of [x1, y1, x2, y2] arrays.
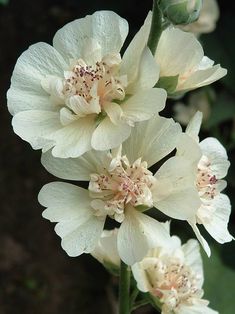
[[156, 75, 179, 95]]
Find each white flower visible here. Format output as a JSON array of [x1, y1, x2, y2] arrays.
[[177, 112, 233, 256], [179, 0, 220, 36], [127, 13, 226, 96], [7, 11, 166, 158], [39, 115, 200, 265], [132, 234, 218, 314]]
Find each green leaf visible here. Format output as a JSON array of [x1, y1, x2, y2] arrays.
[[156, 75, 179, 94], [202, 246, 235, 314]]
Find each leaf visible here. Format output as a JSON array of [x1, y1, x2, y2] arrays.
[[202, 245, 235, 314], [156, 75, 179, 94], [0, 0, 9, 5]]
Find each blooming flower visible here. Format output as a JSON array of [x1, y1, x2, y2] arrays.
[[179, 0, 220, 36], [177, 112, 233, 255], [39, 115, 200, 265], [7, 11, 166, 158], [133, 13, 226, 96], [132, 233, 218, 314]]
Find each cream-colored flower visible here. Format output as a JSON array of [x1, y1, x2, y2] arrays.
[[179, 0, 220, 36], [133, 13, 226, 96], [7, 11, 166, 158], [132, 234, 218, 314], [177, 112, 233, 256], [39, 115, 200, 265]]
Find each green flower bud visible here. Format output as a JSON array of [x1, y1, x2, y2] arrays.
[[159, 0, 202, 25]]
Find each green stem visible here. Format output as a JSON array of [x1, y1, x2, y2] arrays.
[[131, 299, 149, 311], [129, 287, 139, 311], [147, 0, 163, 55], [119, 261, 130, 314]]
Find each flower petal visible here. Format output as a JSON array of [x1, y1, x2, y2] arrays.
[[47, 116, 95, 158], [185, 111, 203, 142], [91, 117, 131, 151], [189, 222, 211, 257], [12, 110, 61, 150], [121, 88, 167, 125], [153, 156, 201, 220], [177, 133, 202, 165], [155, 27, 203, 76], [41, 149, 110, 181], [53, 11, 128, 60], [199, 137, 230, 179], [117, 206, 171, 265], [122, 115, 182, 167], [203, 194, 234, 244], [7, 42, 68, 115]]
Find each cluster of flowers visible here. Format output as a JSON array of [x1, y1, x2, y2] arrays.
[[7, 6, 232, 314]]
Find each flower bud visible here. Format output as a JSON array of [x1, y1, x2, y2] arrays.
[[160, 0, 203, 25]]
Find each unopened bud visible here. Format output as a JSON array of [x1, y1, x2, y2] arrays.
[[160, 0, 202, 25]]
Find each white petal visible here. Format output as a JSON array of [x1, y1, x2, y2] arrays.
[[189, 222, 211, 257], [41, 149, 110, 181], [199, 137, 230, 179], [117, 207, 171, 265], [153, 156, 201, 220], [60, 215, 105, 256], [121, 12, 151, 83], [131, 263, 149, 293], [48, 116, 95, 158], [53, 11, 128, 60], [7, 42, 67, 115], [127, 46, 159, 94], [103, 102, 123, 125], [181, 65, 227, 91], [155, 27, 203, 76], [39, 182, 91, 222], [12, 110, 61, 150], [177, 133, 202, 165], [122, 115, 182, 167], [91, 117, 131, 151], [182, 239, 203, 287], [121, 88, 166, 125], [186, 111, 203, 142], [203, 194, 234, 243]]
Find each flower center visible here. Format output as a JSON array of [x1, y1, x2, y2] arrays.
[[146, 258, 202, 311], [196, 155, 218, 200], [41, 53, 128, 125], [88, 156, 156, 222]]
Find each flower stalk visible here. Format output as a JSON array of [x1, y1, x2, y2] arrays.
[[147, 0, 163, 55], [119, 261, 130, 314]]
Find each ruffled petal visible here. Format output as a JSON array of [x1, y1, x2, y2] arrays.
[[117, 206, 171, 265], [153, 156, 201, 220], [185, 111, 203, 142], [91, 117, 131, 151], [188, 222, 211, 257], [122, 116, 182, 167], [53, 11, 128, 60], [7, 42, 68, 115]]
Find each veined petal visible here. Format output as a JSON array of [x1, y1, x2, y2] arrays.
[[122, 115, 182, 167], [181, 65, 227, 91], [41, 149, 110, 181], [7, 42, 68, 115], [121, 12, 151, 83], [103, 102, 124, 125], [127, 46, 159, 94], [203, 194, 234, 244], [121, 88, 167, 125], [177, 133, 202, 165], [155, 27, 204, 77], [189, 222, 211, 257], [12, 110, 61, 150], [117, 206, 171, 265], [48, 116, 95, 158], [185, 111, 203, 142], [199, 137, 230, 179], [39, 182, 91, 222], [91, 117, 131, 151], [153, 156, 201, 220], [53, 11, 128, 60]]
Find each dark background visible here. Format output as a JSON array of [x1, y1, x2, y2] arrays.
[[0, 1, 235, 313]]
